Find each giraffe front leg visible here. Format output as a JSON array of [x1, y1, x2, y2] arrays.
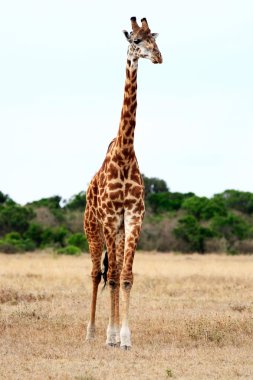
[[114, 285, 121, 345], [84, 215, 104, 342], [120, 214, 143, 349], [120, 281, 132, 349], [106, 280, 118, 346], [103, 222, 121, 347], [114, 226, 125, 345], [86, 254, 103, 340], [86, 271, 101, 340]]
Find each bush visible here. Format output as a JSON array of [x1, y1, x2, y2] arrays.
[[27, 196, 62, 210], [67, 233, 88, 252], [24, 223, 44, 246], [57, 245, 82, 256], [142, 174, 169, 197], [41, 226, 69, 247], [211, 214, 253, 249], [182, 196, 227, 220], [0, 232, 35, 253], [24, 224, 69, 249], [28, 196, 65, 222], [0, 191, 15, 205], [0, 204, 35, 236], [146, 192, 194, 214], [174, 215, 214, 253], [0, 241, 19, 253], [216, 190, 253, 214], [64, 192, 86, 210]]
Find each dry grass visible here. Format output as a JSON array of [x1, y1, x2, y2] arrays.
[[0, 252, 253, 379]]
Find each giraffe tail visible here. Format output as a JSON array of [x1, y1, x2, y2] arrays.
[[101, 250, 108, 290]]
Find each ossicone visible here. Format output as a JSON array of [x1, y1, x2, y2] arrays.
[[130, 16, 140, 32], [141, 17, 150, 31]]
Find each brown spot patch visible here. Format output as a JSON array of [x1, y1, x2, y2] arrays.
[[123, 111, 131, 119], [113, 201, 123, 210], [124, 199, 136, 209], [106, 207, 115, 215], [122, 148, 130, 156], [131, 84, 137, 92], [132, 72, 137, 82], [124, 97, 131, 106], [108, 182, 123, 191], [106, 216, 117, 224], [99, 193, 107, 205], [125, 83, 131, 93], [131, 171, 141, 183], [130, 101, 137, 114], [129, 119, 135, 128], [110, 190, 123, 201], [125, 182, 132, 196], [125, 126, 134, 137], [129, 185, 143, 198], [112, 152, 124, 164], [107, 201, 113, 209], [133, 203, 145, 213], [127, 241, 135, 250], [108, 163, 119, 180]]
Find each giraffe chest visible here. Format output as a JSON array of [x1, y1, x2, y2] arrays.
[[98, 178, 144, 205], [86, 159, 145, 223], [99, 173, 144, 216]]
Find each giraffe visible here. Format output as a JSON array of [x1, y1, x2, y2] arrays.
[[84, 17, 162, 349]]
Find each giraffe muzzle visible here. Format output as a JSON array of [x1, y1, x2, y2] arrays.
[[152, 52, 163, 64], [152, 56, 163, 64]]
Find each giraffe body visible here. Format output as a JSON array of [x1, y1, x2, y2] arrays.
[[84, 17, 162, 348]]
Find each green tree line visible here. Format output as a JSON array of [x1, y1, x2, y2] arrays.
[[1, 175, 253, 254]]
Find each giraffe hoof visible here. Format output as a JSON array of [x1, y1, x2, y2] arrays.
[[86, 337, 95, 342], [106, 343, 118, 348], [120, 345, 131, 351], [86, 323, 95, 340], [86, 331, 96, 341]]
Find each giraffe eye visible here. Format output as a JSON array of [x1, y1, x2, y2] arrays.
[[133, 39, 141, 44]]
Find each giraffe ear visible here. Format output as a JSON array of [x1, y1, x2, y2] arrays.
[[152, 33, 159, 39], [123, 30, 131, 42]]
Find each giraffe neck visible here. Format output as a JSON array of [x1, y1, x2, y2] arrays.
[[115, 56, 138, 159]]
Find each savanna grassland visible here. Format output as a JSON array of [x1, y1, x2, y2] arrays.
[[0, 252, 252, 380]]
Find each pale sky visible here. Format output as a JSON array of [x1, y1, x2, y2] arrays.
[[0, 1, 253, 205]]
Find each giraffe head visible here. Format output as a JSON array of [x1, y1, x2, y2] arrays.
[[123, 17, 162, 64]]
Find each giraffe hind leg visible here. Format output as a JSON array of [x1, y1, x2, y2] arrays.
[[114, 226, 125, 345], [105, 225, 125, 347], [84, 214, 104, 341], [120, 214, 143, 349], [103, 217, 123, 347]]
